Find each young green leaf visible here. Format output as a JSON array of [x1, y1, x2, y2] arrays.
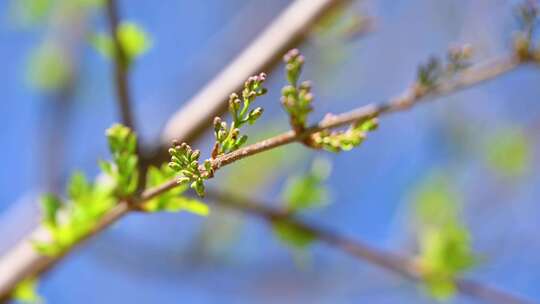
[[283, 157, 331, 212], [103, 124, 139, 197], [412, 175, 476, 300], [484, 126, 531, 178], [40, 194, 61, 228], [27, 42, 72, 91], [117, 22, 151, 63], [90, 21, 151, 66], [13, 277, 42, 304], [272, 219, 316, 249], [143, 165, 209, 216]]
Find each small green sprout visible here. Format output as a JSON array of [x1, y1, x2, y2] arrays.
[[212, 73, 267, 158], [413, 176, 477, 300], [13, 277, 42, 304], [514, 1, 539, 60], [34, 172, 116, 256], [416, 45, 472, 91], [283, 157, 332, 212], [100, 123, 138, 197], [281, 49, 314, 132], [272, 219, 316, 249], [313, 117, 379, 152]]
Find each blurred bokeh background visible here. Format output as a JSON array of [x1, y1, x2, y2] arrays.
[[1, 0, 540, 303]]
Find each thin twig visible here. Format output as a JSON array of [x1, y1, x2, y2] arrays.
[[105, 0, 136, 131], [204, 190, 535, 304], [0, 53, 527, 301]]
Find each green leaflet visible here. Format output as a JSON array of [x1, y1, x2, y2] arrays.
[[143, 165, 209, 216], [412, 175, 476, 300], [272, 219, 316, 249], [484, 126, 531, 179], [283, 157, 331, 212], [13, 277, 42, 304], [90, 21, 151, 66], [35, 172, 116, 256], [26, 42, 72, 91], [34, 124, 138, 256], [102, 124, 139, 197]]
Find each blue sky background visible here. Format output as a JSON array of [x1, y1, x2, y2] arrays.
[[1, 0, 539, 303]]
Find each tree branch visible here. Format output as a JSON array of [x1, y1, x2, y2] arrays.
[[0, 53, 528, 301], [105, 0, 136, 131], [204, 190, 535, 304]]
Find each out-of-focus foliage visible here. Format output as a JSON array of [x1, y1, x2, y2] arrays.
[[313, 3, 370, 40], [100, 124, 139, 197], [91, 22, 152, 67], [34, 171, 116, 256], [271, 158, 331, 249], [12, 0, 102, 92], [412, 175, 476, 300], [272, 219, 316, 249], [484, 126, 531, 178], [26, 42, 71, 92], [13, 277, 42, 304], [33, 124, 131, 256], [34, 124, 207, 256], [311, 3, 371, 91], [9, 0, 52, 26], [144, 165, 208, 216], [283, 157, 331, 212], [10, 0, 103, 27]]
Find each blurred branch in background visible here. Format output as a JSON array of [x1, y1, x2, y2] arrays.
[[104, 0, 136, 131], [204, 190, 535, 304]]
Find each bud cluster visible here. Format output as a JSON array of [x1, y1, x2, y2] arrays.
[[417, 45, 473, 91], [212, 73, 267, 158], [281, 49, 314, 132], [313, 117, 379, 152], [168, 140, 212, 197], [514, 1, 539, 60]]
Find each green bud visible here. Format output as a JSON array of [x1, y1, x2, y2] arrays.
[[204, 159, 212, 171], [177, 176, 190, 184], [213, 117, 222, 133], [168, 162, 181, 171], [248, 107, 263, 124], [191, 180, 205, 197], [191, 150, 200, 161]]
